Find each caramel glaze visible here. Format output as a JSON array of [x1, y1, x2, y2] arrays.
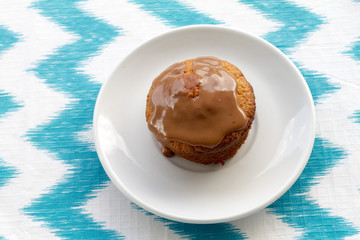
[[148, 57, 248, 156]]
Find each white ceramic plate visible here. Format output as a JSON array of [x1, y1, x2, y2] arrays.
[[93, 25, 315, 223]]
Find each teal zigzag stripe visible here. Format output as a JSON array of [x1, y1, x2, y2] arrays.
[[0, 91, 21, 189], [130, 0, 222, 26], [132, 204, 246, 240], [0, 26, 21, 119], [240, 0, 338, 104], [0, 25, 21, 240], [23, 1, 122, 239], [238, 0, 358, 238], [126, 2, 247, 239], [270, 138, 358, 239], [0, 92, 20, 190]]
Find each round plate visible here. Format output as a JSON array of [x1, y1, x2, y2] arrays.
[[93, 25, 315, 223]]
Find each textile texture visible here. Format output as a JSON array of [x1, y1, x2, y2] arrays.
[[0, 0, 359, 239]]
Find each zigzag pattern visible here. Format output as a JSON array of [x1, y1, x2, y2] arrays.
[[23, 0, 122, 238], [240, 0, 337, 103], [81, 1, 358, 239], [0, 25, 20, 189], [0, 1, 71, 236], [270, 139, 358, 238], [0, 0, 356, 239], [0, 89, 20, 189], [122, 0, 355, 238], [0, 91, 20, 188], [133, 204, 247, 240], [291, 0, 360, 237], [0, 25, 20, 239], [238, 0, 358, 238]]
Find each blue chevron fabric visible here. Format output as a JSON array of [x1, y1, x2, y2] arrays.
[[0, 25, 21, 220], [0, 0, 359, 239]]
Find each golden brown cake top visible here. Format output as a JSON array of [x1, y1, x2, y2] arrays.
[[147, 57, 248, 147]]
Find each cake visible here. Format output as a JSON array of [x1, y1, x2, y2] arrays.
[[146, 57, 255, 165]]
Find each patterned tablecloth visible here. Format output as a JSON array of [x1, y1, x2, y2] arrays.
[[1, 0, 360, 239]]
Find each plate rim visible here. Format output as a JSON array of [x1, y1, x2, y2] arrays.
[[93, 24, 316, 223]]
